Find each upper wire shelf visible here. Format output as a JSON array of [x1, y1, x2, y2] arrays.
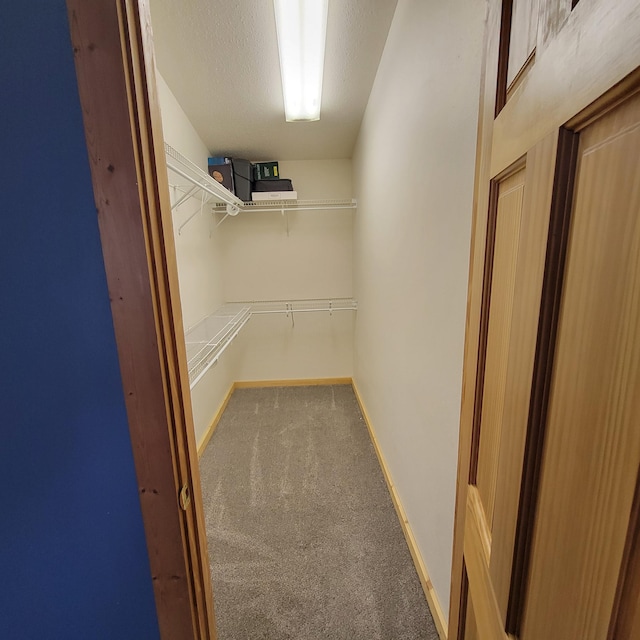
[[165, 142, 357, 231], [212, 199, 357, 214], [165, 143, 243, 215]]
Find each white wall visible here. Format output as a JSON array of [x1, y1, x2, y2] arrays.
[[156, 72, 234, 445], [352, 0, 485, 618], [221, 160, 354, 381]]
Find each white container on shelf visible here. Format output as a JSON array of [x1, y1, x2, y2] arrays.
[[251, 191, 298, 201]]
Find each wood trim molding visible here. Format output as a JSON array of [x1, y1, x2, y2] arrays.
[[197, 384, 235, 458], [469, 179, 499, 485], [464, 487, 508, 640], [566, 67, 640, 133], [352, 380, 448, 640], [234, 377, 352, 389], [448, 1, 503, 636], [67, 1, 215, 637]]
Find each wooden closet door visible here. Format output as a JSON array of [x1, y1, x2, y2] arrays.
[[449, 1, 640, 639], [520, 89, 640, 640]]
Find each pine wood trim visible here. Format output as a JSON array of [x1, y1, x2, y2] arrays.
[[448, 1, 503, 637], [66, 1, 215, 637], [234, 377, 352, 388], [352, 380, 448, 640], [565, 67, 640, 132], [464, 487, 509, 640], [197, 384, 235, 458], [468, 179, 499, 486]]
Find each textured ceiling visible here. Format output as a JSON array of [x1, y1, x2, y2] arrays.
[[149, 0, 398, 160]]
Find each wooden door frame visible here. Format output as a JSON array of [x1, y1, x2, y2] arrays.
[[66, 1, 215, 638], [447, 1, 502, 635], [449, 1, 640, 638]]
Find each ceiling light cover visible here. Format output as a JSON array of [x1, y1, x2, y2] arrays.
[[274, 0, 328, 122]]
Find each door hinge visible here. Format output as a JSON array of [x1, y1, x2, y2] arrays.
[[179, 483, 191, 511]]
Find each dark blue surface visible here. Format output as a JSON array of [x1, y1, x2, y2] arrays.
[[0, 2, 160, 638]]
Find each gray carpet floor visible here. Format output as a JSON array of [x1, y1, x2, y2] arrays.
[[200, 384, 438, 639]]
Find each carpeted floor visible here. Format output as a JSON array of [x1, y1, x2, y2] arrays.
[[200, 384, 439, 640]]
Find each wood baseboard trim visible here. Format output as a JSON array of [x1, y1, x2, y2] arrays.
[[352, 379, 448, 640], [197, 383, 235, 457], [234, 377, 352, 389]]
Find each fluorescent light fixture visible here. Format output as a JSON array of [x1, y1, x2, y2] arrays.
[[273, 0, 328, 122]]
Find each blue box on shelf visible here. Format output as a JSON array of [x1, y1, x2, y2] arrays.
[[207, 157, 234, 193]]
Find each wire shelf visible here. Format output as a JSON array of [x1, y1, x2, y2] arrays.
[[184, 298, 357, 389], [212, 198, 357, 214], [165, 142, 243, 214], [185, 304, 251, 389], [165, 143, 357, 231], [245, 298, 358, 314]]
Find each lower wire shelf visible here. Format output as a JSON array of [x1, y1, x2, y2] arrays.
[[185, 298, 357, 389], [185, 304, 251, 389]]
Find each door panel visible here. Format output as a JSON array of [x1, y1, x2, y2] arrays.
[[463, 137, 558, 639], [521, 91, 640, 640], [476, 166, 526, 527], [488, 133, 558, 623], [506, 0, 539, 89]]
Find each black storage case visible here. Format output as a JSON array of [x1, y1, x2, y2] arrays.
[[231, 159, 253, 202], [207, 163, 234, 193], [253, 178, 293, 192]]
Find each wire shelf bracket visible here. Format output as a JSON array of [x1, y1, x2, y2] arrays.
[[165, 143, 243, 226]]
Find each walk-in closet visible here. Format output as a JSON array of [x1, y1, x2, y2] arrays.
[[145, 0, 483, 637]]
